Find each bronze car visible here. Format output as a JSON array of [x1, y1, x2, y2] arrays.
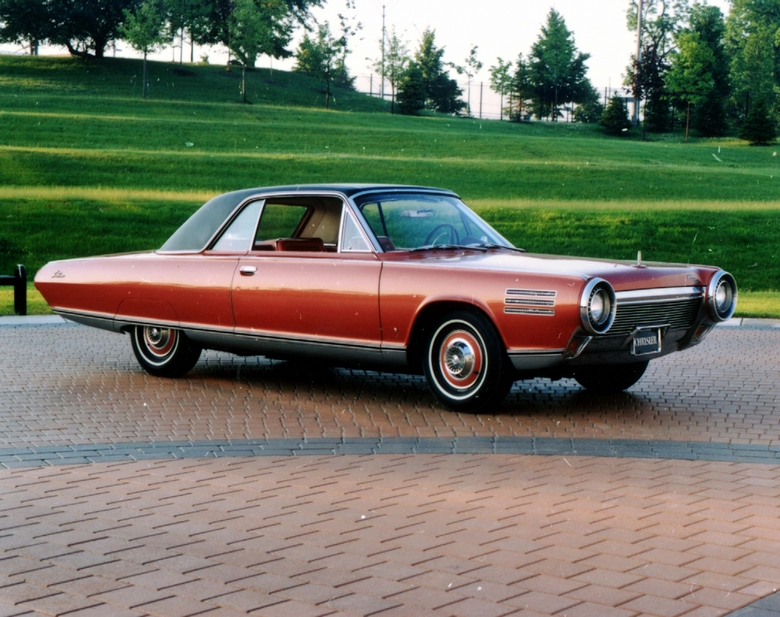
[[35, 184, 737, 413]]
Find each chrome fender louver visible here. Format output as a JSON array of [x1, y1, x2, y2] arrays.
[[504, 288, 556, 316]]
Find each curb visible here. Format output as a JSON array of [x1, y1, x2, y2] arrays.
[[2, 437, 780, 469]]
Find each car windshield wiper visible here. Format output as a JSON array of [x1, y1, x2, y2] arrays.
[[409, 243, 488, 253], [472, 242, 526, 253]]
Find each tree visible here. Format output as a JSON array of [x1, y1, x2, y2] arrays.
[[627, 0, 690, 59], [528, 9, 592, 121], [410, 28, 465, 114], [488, 57, 513, 120], [47, 0, 140, 58], [626, 42, 672, 131], [573, 86, 604, 123], [121, 0, 167, 98], [373, 27, 410, 114], [625, 0, 691, 131], [294, 21, 354, 107], [740, 96, 776, 144], [665, 30, 716, 141], [229, 0, 293, 69], [0, 0, 50, 54], [190, 0, 323, 69], [396, 63, 425, 115], [727, 0, 779, 123], [683, 5, 730, 136], [163, 0, 212, 63], [462, 45, 482, 117], [600, 94, 631, 135], [509, 53, 533, 121]]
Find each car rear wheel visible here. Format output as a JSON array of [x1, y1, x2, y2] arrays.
[[574, 361, 649, 393], [423, 311, 513, 413], [131, 325, 201, 377]]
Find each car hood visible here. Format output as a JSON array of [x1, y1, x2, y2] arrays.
[[389, 249, 716, 291]]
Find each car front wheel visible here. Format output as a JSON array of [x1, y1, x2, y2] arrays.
[[423, 311, 513, 413], [574, 361, 649, 393], [131, 325, 201, 377]]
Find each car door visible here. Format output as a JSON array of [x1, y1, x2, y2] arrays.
[[230, 195, 383, 360]]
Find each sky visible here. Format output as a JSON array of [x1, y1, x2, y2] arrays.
[[1, 0, 731, 118], [306, 0, 731, 117]]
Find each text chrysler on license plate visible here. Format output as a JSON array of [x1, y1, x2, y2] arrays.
[[632, 328, 662, 356]]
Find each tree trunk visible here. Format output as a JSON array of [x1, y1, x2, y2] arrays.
[[685, 102, 690, 143], [142, 52, 148, 99]]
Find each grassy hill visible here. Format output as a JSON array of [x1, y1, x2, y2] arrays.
[[0, 55, 778, 316]]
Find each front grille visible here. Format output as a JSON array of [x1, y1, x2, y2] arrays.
[[610, 297, 702, 336]]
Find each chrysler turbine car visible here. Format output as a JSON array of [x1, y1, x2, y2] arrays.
[[35, 184, 737, 413]]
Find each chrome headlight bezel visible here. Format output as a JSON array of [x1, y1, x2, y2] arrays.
[[706, 270, 737, 322], [580, 278, 616, 335]]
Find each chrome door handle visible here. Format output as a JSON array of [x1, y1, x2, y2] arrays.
[[239, 266, 257, 276]]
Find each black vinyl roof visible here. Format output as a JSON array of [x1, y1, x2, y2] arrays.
[[160, 184, 458, 252], [217, 184, 458, 202]]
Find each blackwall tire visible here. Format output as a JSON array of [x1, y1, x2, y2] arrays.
[[574, 361, 649, 393], [130, 325, 201, 378], [423, 311, 512, 413]]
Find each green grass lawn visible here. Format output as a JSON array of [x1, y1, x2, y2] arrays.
[[1, 55, 778, 317]]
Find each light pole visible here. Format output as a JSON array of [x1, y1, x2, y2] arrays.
[[633, 0, 644, 125], [380, 4, 386, 101]]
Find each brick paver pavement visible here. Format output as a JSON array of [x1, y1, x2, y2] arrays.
[[0, 323, 779, 616], [0, 325, 779, 448], [0, 455, 779, 617]]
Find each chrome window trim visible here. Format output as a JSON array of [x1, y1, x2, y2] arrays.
[[339, 206, 375, 253], [158, 190, 357, 254]]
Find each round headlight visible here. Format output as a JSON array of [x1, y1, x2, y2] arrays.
[[580, 278, 616, 335], [590, 290, 607, 324], [707, 271, 737, 321]]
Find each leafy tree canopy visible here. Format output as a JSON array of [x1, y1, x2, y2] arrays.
[[405, 28, 464, 114], [528, 9, 593, 120], [0, 0, 50, 53]]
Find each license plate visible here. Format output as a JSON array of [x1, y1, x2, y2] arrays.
[[632, 328, 662, 356]]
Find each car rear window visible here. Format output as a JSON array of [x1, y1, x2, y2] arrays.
[[160, 192, 244, 251]]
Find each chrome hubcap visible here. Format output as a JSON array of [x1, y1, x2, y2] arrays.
[[147, 327, 165, 346], [444, 339, 476, 380], [143, 327, 175, 357]]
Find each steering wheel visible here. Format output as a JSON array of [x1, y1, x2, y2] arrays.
[[424, 223, 459, 245]]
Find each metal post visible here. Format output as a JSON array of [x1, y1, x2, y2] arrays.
[[14, 264, 26, 316], [633, 0, 644, 125], [380, 5, 386, 101], [479, 82, 483, 119]]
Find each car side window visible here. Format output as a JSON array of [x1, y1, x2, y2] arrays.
[[255, 203, 310, 241], [341, 211, 371, 252], [211, 200, 263, 251]]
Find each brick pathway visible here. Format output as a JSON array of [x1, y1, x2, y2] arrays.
[[1, 325, 779, 448], [0, 323, 779, 616]]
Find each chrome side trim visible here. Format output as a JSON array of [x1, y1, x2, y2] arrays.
[[508, 349, 565, 371], [55, 309, 120, 333], [232, 328, 382, 352], [616, 286, 704, 304]]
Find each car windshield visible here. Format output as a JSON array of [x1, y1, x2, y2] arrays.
[[355, 192, 512, 251]]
